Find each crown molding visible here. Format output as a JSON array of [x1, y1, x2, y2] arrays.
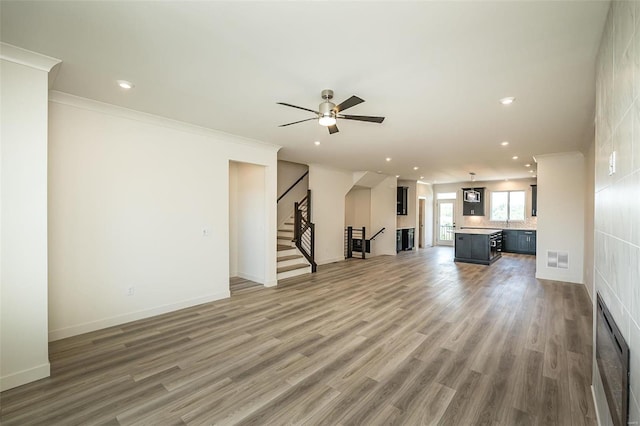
[[48, 91, 281, 153], [0, 43, 61, 72]]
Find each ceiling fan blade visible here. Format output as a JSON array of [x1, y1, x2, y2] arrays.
[[277, 102, 319, 114], [340, 114, 385, 123], [334, 95, 364, 112], [279, 117, 317, 127], [328, 124, 339, 134]]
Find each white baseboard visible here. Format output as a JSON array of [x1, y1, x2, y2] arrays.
[[48, 291, 230, 341], [317, 257, 345, 266], [591, 385, 602, 426], [0, 362, 50, 392], [238, 272, 265, 284]]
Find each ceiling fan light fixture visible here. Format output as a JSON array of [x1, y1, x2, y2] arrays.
[[318, 115, 336, 126]]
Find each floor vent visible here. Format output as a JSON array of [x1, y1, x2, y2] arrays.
[[547, 251, 569, 269]]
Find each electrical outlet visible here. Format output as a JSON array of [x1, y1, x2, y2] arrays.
[[202, 227, 211, 237], [609, 151, 616, 176], [127, 286, 135, 296]]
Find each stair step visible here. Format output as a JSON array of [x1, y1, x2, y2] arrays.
[[278, 244, 295, 251], [277, 263, 310, 274], [277, 236, 293, 240], [277, 254, 303, 262]]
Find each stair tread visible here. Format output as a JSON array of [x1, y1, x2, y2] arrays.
[[278, 254, 303, 262], [278, 229, 294, 233], [277, 244, 295, 251], [277, 263, 310, 273]]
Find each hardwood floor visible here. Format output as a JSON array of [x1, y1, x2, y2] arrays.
[[0, 247, 595, 425]]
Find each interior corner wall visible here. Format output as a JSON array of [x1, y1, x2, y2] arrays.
[[584, 140, 596, 302], [0, 59, 51, 391], [592, 2, 640, 423], [229, 162, 239, 277], [370, 176, 398, 256], [535, 152, 585, 284], [234, 162, 267, 283], [47, 92, 278, 342], [417, 183, 434, 247], [308, 164, 354, 265], [344, 187, 371, 229]]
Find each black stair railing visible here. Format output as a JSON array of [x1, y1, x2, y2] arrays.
[[345, 227, 385, 259], [277, 171, 309, 203], [294, 190, 317, 272]]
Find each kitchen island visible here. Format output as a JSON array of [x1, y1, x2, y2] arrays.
[[454, 229, 502, 265]]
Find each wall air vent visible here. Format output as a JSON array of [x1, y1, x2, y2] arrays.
[[547, 251, 568, 269]]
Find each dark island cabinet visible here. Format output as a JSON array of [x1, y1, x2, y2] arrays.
[[462, 188, 485, 216]]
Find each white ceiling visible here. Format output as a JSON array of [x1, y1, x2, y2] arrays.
[[1, 1, 609, 183]]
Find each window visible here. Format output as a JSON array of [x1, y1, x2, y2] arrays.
[[436, 192, 456, 200], [491, 190, 525, 221]]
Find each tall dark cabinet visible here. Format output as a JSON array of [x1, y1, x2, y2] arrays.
[[397, 186, 408, 215], [531, 185, 537, 216], [461, 187, 485, 216]]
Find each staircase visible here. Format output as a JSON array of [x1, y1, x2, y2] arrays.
[[277, 215, 312, 280]]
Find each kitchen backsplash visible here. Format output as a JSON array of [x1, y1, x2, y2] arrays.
[[459, 215, 537, 230]]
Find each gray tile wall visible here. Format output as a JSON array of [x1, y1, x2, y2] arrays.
[[594, 2, 640, 425]]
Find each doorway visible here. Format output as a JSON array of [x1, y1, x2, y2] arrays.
[[436, 200, 455, 246]]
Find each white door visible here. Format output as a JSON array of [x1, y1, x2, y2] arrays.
[[436, 200, 455, 246]]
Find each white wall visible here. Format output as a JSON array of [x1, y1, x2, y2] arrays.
[[417, 183, 434, 247], [345, 187, 371, 229], [47, 91, 279, 341], [592, 3, 640, 424], [277, 160, 308, 228], [0, 45, 59, 391], [535, 152, 585, 284], [235, 162, 266, 283], [370, 176, 398, 256], [308, 164, 353, 265]]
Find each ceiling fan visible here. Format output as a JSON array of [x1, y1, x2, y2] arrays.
[[277, 89, 385, 134]]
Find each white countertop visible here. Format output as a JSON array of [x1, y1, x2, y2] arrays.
[[460, 227, 536, 232], [454, 229, 503, 235]]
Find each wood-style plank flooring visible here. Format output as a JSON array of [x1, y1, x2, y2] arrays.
[[0, 247, 595, 425]]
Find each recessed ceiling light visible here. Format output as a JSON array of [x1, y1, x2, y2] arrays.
[[385, 157, 392, 162], [529, 170, 534, 173], [377, 170, 382, 174], [533, 175, 537, 178], [117, 80, 134, 90], [314, 141, 320, 146], [512, 156, 519, 160], [413, 166, 419, 170], [420, 176, 424, 179], [500, 97, 515, 105], [501, 141, 509, 146], [525, 163, 531, 167], [395, 175, 400, 178]]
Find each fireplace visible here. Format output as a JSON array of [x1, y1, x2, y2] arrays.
[[596, 293, 630, 426]]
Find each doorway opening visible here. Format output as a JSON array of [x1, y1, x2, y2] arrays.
[[229, 160, 266, 295]]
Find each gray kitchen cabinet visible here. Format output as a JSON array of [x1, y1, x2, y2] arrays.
[[503, 230, 536, 255]]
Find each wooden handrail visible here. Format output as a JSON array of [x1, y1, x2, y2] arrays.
[[277, 171, 309, 203]]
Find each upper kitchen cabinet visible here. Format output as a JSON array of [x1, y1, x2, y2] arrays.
[[462, 187, 485, 216], [531, 185, 537, 217], [397, 186, 408, 215]]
